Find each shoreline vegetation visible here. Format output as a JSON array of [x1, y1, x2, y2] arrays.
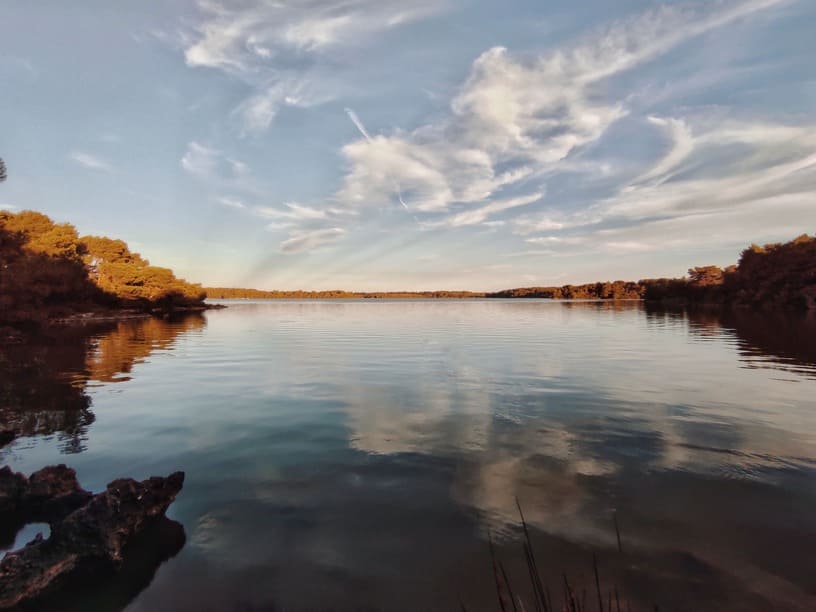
[[2, 209, 814, 333], [0, 210, 217, 330], [205, 233, 815, 309]]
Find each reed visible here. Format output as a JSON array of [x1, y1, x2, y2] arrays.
[[483, 502, 657, 612]]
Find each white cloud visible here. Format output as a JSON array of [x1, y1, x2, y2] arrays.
[[431, 191, 545, 228], [233, 78, 332, 133], [219, 197, 246, 209], [182, 0, 450, 132], [69, 151, 112, 172], [526, 236, 585, 246], [181, 141, 250, 180], [595, 118, 816, 222], [184, 0, 448, 73], [181, 141, 220, 177], [280, 227, 346, 254], [592, 194, 816, 255], [514, 215, 567, 235], [253, 202, 357, 251], [179, 0, 803, 259], [629, 117, 695, 187], [257, 202, 329, 221], [333, 0, 791, 225]]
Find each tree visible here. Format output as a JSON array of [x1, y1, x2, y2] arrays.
[[0, 157, 6, 182], [80, 235, 148, 273], [1, 209, 206, 324], [688, 266, 724, 287]]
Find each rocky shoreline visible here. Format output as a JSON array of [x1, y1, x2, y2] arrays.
[[0, 465, 184, 610]]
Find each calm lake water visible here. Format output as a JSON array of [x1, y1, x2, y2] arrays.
[[2, 300, 815, 611]]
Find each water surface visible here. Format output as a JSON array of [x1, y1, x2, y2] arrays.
[[2, 301, 815, 611]]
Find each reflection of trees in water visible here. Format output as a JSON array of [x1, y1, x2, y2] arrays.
[[0, 314, 205, 452], [645, 305, 816, 376], [1, 326, 98, 453], [86, 315, 206, 383], [719, 309, 816, 374]]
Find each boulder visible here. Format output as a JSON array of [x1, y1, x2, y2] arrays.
[[0, 465, 91, 520], [0, 469, 184, 609]]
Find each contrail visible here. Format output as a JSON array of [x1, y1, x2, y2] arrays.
[[344, 107, 415, 217], [396, 187, 410, 212], [344, 108, 372, 142]]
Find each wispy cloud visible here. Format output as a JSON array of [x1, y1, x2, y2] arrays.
[[184, 0, 448, 73], [431, 192, 545, 228], [233, 79, 333, 133], [515, 112, 816, 257], [280, 227, 346, 254], [219, 197, 246, 210], [181, 141, 249, 180], [0, 56, 37, 80], [181, 141, 219, 177], [252, 202, 356, 250], [181, 0, 450, 132], [69, 151, 112, 172], [333, 0, 792, 225], [257, 202, 329, 222], [180, 0, 805, 261], [593, 118, 816, 223]]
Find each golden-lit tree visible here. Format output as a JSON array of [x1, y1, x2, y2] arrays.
[[0, 209, 206, 324], [687, 266, 725, 287]]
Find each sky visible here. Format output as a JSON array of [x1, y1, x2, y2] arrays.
[[1, 0, 814, 291]]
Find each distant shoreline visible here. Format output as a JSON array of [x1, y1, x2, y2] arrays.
[[206, 295, 645, 301], [204, 233, 815, 310], [3, 207, 813, 329]]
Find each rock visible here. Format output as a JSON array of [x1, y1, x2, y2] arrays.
[[0, 467, 27, 515], [0, 431, 15, 448], [0, 465, 91, 520], [0, 470, 184, 609]]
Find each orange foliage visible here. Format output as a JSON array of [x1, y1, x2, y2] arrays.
[[0, 210, 205, 324]]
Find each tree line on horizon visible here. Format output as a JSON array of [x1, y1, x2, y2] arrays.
[[2, 208, 814, 326], [0, 210, 206, 324], [204, 287, 483, 299], [208, 234, 816, 310], [488, 234, 816, 309]]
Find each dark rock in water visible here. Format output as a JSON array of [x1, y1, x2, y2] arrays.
[[36, 516, 186, 612], [0, 431, 15, 448], [0, 468, 27, 516], [0, 469, 184, 610], [0, 465, 91, 520]]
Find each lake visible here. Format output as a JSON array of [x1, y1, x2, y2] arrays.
[[1, 300, 815, 611]]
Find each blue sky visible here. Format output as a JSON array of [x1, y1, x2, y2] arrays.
[[1, 0, 814, 290]]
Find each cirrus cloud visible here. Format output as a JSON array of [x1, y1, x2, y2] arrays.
[[280, 227, 346, 254], [69, 151, 112, 172]]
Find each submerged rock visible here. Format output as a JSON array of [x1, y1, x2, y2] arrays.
[[0, 468, 184, 610]]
